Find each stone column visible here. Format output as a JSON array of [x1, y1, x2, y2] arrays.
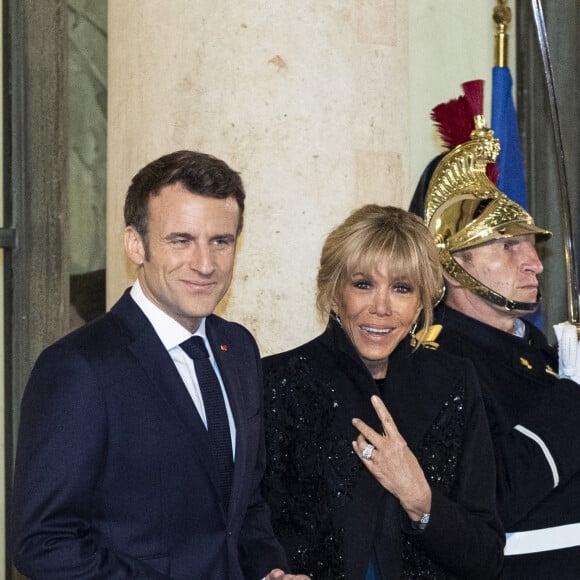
[[108, 0, 410, 354]]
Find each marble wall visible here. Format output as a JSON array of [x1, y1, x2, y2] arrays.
[[108, 1, 512, 356]]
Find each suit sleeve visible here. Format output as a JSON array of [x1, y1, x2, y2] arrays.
[[489, 377, 580, 528], [417, 362, 505, 579], [11, 345, 170, 580], [235, 332, 289, 579]]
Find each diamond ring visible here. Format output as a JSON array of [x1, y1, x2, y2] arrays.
[[362, 443, 375, 460]]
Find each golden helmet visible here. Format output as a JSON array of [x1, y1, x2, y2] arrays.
[[424, 114, 551, 310]]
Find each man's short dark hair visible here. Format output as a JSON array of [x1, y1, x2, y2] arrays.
[[124, 150, 246, 252]]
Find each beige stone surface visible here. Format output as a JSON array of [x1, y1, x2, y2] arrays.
[[108, 0, 410, 355], [108, 1, 496, 356]]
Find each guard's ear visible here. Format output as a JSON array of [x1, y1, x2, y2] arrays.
[[442, 269, 462, 289], [125, 226, 146, 266]]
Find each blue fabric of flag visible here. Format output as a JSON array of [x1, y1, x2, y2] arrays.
[[491, 66, 528, 209]]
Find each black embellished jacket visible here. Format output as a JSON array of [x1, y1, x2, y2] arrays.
[[262, 318, 504, 580]]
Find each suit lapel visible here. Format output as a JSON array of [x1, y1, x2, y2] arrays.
[[129, 331, 204, 431], [206, 319, 247, 518], [112, 292, 223, 502]]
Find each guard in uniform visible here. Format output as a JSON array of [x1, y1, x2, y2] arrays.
[[411, 102, 580, 578]]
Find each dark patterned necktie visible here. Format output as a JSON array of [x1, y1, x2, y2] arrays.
[[180, 336, 233, 508]]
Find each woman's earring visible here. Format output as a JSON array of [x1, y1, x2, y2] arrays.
[[409, 322, 418, 347], [332, 311, 343, 327], [433, 283, 446, 307]]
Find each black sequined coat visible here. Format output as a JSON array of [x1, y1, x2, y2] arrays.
[[262, 318, 504, 580]]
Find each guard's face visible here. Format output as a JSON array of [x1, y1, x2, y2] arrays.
[[454, 234, 543, 309], [125, 182, 240, 333], [333, 261, 421, 379]]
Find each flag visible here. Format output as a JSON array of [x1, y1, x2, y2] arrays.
[[492, 65, 543, 328], [491, 66, 528, 209]]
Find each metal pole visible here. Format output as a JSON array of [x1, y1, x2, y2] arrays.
[[530, 0, 580, 327], [493, 0, 510, 68]]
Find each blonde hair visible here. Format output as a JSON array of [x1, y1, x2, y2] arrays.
[[316, 205, 443, 339]]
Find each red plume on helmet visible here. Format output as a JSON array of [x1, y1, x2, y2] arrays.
[[430, 80, 499, 184]]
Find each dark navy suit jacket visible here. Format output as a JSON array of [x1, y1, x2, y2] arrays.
[[11, 289, 287, 579]]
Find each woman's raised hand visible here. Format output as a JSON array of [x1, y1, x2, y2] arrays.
[[352, 395, 431, 521]]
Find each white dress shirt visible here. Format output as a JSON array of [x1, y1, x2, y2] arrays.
[[130, 280, 236, 456]]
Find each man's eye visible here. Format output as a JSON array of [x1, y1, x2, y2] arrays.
[[212, 237, 234, 247]]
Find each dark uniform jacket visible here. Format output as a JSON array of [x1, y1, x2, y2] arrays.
[[433, 304, 580, 579], [262, 318, 504, 580]]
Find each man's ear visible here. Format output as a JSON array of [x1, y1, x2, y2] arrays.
[[124, 226, 145, 266], [442, 269, 462, 289]]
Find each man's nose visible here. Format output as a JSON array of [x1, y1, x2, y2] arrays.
[[189, 244, 214, 274], [523, 242, 544, 274]]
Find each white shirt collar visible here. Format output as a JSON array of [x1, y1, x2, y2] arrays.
[[513, 318, 526, 339], [130, 279, 207, 350]]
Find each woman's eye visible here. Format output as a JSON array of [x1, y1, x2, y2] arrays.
[[354, 280, 371, 289], [394, 284, 412, 294]]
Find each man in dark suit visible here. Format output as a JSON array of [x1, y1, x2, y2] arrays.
[[11, 151, 308, 580]]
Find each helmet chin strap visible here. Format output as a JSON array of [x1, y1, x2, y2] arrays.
[[442, 251, 541, 312]]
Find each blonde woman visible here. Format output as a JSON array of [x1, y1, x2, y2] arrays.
[[262, 205, 504, 579]]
